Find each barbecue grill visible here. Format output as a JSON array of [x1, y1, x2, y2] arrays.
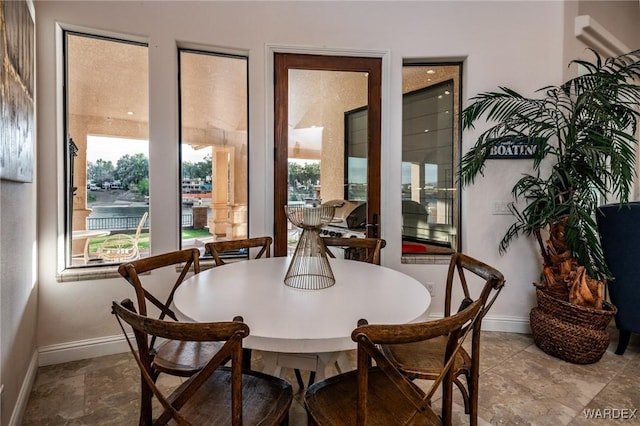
[[320, 199, 367, 238]]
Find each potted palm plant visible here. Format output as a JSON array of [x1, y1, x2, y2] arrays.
[[459, 49, 640, 363]]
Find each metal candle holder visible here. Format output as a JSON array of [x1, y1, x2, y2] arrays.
[[284, 204, 336, 290]]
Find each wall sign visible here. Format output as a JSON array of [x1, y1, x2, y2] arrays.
[[487, 136, 538, 160]]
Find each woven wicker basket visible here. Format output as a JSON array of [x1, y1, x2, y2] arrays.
[[530, 288, 617, 364]]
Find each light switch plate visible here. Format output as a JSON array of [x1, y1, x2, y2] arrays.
[[492, 201, 513, 215]]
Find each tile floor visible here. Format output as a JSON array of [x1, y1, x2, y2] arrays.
[[23, 330, 640, 425]]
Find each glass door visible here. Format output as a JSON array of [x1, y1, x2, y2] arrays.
[[274, 54, 382, 256]]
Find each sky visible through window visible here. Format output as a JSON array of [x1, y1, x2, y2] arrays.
[[401, 162, 437, 186], [87, 135, 209, 164]]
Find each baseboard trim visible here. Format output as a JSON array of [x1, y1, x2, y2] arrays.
[[38, 334, 130, 366], [36, 316, 530, 368], [428, 313, 531, 334], [9, 350, 38, 426], [481, 315, 531, 334]]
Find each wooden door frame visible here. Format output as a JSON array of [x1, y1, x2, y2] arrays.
[[274, 53, 382, 256]]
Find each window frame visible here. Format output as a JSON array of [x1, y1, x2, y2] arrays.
[[400, 61, 463, 259], [62, 29, 149, 270], [177, 48, 250, 256]]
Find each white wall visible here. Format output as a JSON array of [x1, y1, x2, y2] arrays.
[[31, 0, 638, 366], [33, 0, 566, 356], [1, 1, 39, 424], [1, 181, 38, 425]]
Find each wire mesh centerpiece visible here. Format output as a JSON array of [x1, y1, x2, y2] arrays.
[[284, 204, 336, 290]]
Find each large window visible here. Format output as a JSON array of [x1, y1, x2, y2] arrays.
[[401, 63, 461, 256], [344, 106, 368, 201], [178, 50, 248, 254], [64, 32, 149, 268]]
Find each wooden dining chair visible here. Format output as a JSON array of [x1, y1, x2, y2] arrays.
[[205, 236, 272, 266], [292, 237, 386, 389], [117, 248, 221, 377], [304, 298, 484, 426], [381, 252, 505, 426], [320, 237, 386, 265], [204, 237, 272, 371], [112, 299, 293, 425]]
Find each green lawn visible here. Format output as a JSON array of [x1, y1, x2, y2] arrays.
[[88, 228, 212, 254], [181, 228, 213, 240]]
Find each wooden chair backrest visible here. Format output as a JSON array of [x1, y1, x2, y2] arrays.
[[444, 252, 505, 321], [205, 236, 272, 266], [444, 251, 505, 412], [321, 237, 386, 265], [351, 298, 483, 426], [112, 299, 248, 425], [117, 248, 201, 320]]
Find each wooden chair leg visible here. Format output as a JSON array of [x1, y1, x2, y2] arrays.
[[441, 372, 454, 426], [294, 369, 305, 389], [140, 373, 153, 426], [279, 413, 290, 426], [293, 369, 316, 389], [469, 370, 479, 426], [242, 348, 252, 370], [307, 411, 319, 426], [615, 329, 631, 355], [454, 377, 470, 413]]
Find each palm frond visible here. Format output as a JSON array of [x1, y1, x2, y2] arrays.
[[459, 49, 640, 281]]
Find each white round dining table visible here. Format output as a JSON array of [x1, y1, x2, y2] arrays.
[[173, 256, 430, 355]]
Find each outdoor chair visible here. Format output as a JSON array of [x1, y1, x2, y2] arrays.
[[117, 248, 221, 377], [381, 252, 505, 425], [96, 211, 147, 263], [304, 298, 483, 425], [320, 236, 386, 265], [112, 299, 293, 425], [205, 236, 272, 266]]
